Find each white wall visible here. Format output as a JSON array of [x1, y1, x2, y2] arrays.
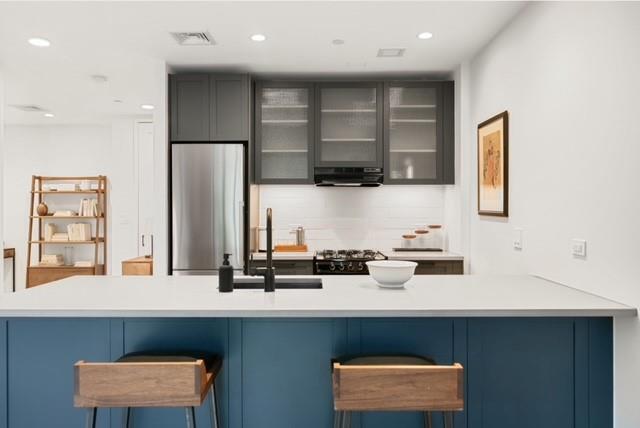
[[466, 3, 640, 426], [3, 119, 149, 288], [3, 125, 111, 288], [152, 63, 169, 275], [0, 70, 5, 291], [259, 185, 446, 251]]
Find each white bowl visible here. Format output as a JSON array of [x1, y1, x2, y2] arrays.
[[366, 260, 418, 288]]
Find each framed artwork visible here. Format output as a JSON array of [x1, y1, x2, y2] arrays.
[[477, 111, 508, 216]]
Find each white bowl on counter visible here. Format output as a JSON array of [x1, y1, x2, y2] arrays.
[[366, 260, 418, 288]]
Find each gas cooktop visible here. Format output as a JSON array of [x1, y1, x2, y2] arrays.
[[314, 249, 387, 274]]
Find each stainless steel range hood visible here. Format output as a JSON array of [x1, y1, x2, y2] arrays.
[[314, 167, 383, 187]]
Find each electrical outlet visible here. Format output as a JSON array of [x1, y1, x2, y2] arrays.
[[513, 228, 523, 250], [572, 239, 587, 258]]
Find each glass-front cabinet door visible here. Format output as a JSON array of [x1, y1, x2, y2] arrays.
[[255, 82, 314, 183], [316, 83, 383, 167], [385, 82, 446, 184]]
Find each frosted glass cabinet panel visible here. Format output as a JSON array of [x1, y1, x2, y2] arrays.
[[317, 83, 383, 167], [384, 82, 454, 184], [255, 82, 314, 183]]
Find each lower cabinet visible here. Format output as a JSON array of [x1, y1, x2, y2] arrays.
[[2, 317, 613, 428], [251, 259, 314, 275], [250, 259, 462, 275], [414, 260, 463, 275]]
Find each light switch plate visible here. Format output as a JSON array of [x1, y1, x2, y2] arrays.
[[572, 239, 587, 258], [513, 228, 523, 250]]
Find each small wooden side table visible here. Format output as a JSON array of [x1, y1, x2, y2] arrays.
[[122, 256, 153, 276], [4, 248, 16, 292]]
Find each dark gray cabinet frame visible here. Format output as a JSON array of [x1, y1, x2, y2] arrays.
[[170, 74, 210, 142], [252, 79, 454, 185], [314, 81, 384, 168], [383, 81, 455, 185], [170, 73, 249, 142], [254, 81, 316, 184]]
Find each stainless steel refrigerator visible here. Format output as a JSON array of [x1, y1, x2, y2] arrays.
[[171, 143, 246, 275]]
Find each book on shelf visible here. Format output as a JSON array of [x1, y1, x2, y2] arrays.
[[45, 223, 56, 241], [53, 210, 77, 217], [43, 183, 78, 192], [51, 232, 69, 242], [67, 223, 91, 241], [78, 198, 101, 217], [74, 261, 95, 268], [40, 254, 64, 266]]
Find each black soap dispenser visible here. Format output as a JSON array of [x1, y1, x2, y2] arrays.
[[218, 253, 234, 292]]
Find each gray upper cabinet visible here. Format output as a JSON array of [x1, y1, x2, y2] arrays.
[[384, 81, 454, 184], [316, 82, 383, 168], [170, 75, 210, 141], [170, 73, 249, 142], [255, 82, 315, 184], [211, 74, 250, 141]]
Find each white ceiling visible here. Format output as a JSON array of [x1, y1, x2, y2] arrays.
[[0, 1, 526, 125]]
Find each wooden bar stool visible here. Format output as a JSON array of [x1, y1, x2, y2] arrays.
[[74, 352, 222, 428], [332, 355, 463, 428]]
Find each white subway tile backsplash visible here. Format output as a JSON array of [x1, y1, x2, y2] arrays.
[[259, 185, 447, 251]]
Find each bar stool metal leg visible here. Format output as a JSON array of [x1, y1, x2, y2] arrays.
[[209, 384, 220, 428], [185, 406, 197, 428], [333, 410, 341, 428], [85, 408, 97, 428], [423, 411, 433, 428], [341, 411, 351, 428], [443, 411, 454, 428], [122, 407, 132, 428]]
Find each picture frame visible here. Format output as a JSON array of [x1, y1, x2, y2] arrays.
[[477, 111, 509, 217]]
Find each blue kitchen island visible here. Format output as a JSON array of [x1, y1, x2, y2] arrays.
[[0, 275, 634, 428]]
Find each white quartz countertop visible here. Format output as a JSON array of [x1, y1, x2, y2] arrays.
[[250, 251, 463, 261], [0, 274, 634, 318]]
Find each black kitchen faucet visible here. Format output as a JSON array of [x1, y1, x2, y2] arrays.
[[253, 208, 275, 292]]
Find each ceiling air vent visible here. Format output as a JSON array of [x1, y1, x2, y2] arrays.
[[171, 31, 215, 46], [377, 48, 406, 58], [10, 104, 46, 112]]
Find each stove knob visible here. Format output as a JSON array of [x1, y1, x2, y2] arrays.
[[347, 262, 353, 271], [338, 264, 345, 271], [357, 262, 365, 271], [329, 262, 336, 271]]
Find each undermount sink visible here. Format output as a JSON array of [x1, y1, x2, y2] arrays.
[[233, 277, 323, 290]]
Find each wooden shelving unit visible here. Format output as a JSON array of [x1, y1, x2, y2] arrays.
[[26, 176, 108, 288]]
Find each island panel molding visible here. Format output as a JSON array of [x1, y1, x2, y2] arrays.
[[0, 316, 612, 428]]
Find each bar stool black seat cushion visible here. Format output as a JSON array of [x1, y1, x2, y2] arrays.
[[116, 351, 222, 374], [334, 354, 436, 367]]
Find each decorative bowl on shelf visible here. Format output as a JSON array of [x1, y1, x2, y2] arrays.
[[366, 260, 417, 288]]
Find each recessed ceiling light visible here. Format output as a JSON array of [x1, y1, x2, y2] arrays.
[[113, 99, 123, 103], [140, 104, 155, 110], [332, 39, 345, 45], [28, 37, 51, 47], [43, 113, 55, 118], [250, 34, 266, 42], [417, 32, 433, 40]]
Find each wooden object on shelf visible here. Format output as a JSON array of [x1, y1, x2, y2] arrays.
[[332, 362, 464, 412], [28, 265, 105, 288], [36, 202, 48, 216], [274, 244, 308, 252], [26, 176, 108, 288], [122, 256, 153, 276]]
